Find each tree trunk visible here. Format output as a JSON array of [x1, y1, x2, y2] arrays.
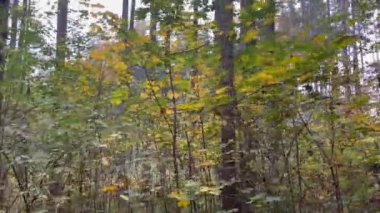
[[122, 0, 129, 30], [351, 0, 361, 95], [129, 0, 135, 30], [263, 0, 275, 39], [10, 0, 18, 49], [18, 0, 28, 48], [215, 0, 241, 211], [56, 0, 68, 63], [0, 0, 9, 210], [326, 0, 331, 18], [338, 0, 351, 102], [165, 30, 180, 189], [0, 0, 8, 69], [149, 0, 157, 42]]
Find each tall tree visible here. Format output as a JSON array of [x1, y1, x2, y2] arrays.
[[122, 0, 129, 30], [129, 0, 136, 30], [0, 0, 9, 209], [149, 0, 157, 41], [338, 0, 351, 101], [56, 0, 68, 62], [215, 0, 241, 211], [9, 0, 18, 49], [18, 0, 29, 48], [0, 0, 8, 73]]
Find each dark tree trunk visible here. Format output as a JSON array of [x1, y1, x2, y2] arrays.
[[56, 0, 68, 62], [326, 0, 331, 18], [351, 0, 361, 95], [263, 0, 275, 39], [18, 0, 28, 49], [149, 16, 157, 42], [122, 0, 129, 30], [149, 1, 157, 42], [215, 0, 241, 211], [9, 0, 18, 49], [0, 0, 8, 71], [129, 0, 135, 30], [0, 0, 9, 210], [338, 0, 351, 102]]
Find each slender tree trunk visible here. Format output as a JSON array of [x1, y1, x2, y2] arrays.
[[0, 0, 9, 210], [165, 30, 180, 189], [0, 0, 8, 74], [187, 0, 200, 181], [129, 0, 135, 30], [262, 0, 275, 39], [18, 0, 28, 49], [326, 0, 331, 18], [338, 0, 351, 101], [9, 0, 18, 49], [330, 64, 344, 213], [215, 0, 241, 211], [149, 1, 157, 42], [351, 0, 361, 95], [122, 0, 129, 31], [56, 0, 68, 63]]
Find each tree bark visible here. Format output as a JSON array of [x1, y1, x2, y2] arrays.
[[18, 0, 28, 49], [351, 0, 361, 95], [10, 0, 18, 49], [122, 0, 129, 30], [0, 0, 8, 70], [56, 0, 68, 63], [338, 0, 351, 102], [215, 0, 241, 211], [149, 0, 157, 42], [0, 0, 9, 210], [165, 30, 180, 189], [129, 0, 135, 30]]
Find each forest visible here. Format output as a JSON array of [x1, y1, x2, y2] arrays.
[[0, 0, 379, 212]]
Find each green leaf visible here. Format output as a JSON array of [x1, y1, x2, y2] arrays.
[[333, 35, 358, 49]]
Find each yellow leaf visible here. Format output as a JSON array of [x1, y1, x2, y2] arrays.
[[178, 102, 205, 111], [199, 186, 221, 196], [177, 200, 190, 208], [169, 92, 180, 99], [140, 92, 149, 99], [114, 62, 127, 71], [199, 160, 216, 168], [216, 87, 227, 95], [369, 123, 380, 132], [255, 73, 279, 85], [243, 29, 258, 43], [90, 50, 105, 61], [299, 73, 313, 83], [312, 34, 327, 45], [101, 185, 118, 193], [168, 190, 183, 199], [120, 194, 129, 201], [146, 54, 161, 68], [263, 17, 275, 26], [241, 55, 250, 63]]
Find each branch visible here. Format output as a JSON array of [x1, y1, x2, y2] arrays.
[[169, 42, 209, 56]]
